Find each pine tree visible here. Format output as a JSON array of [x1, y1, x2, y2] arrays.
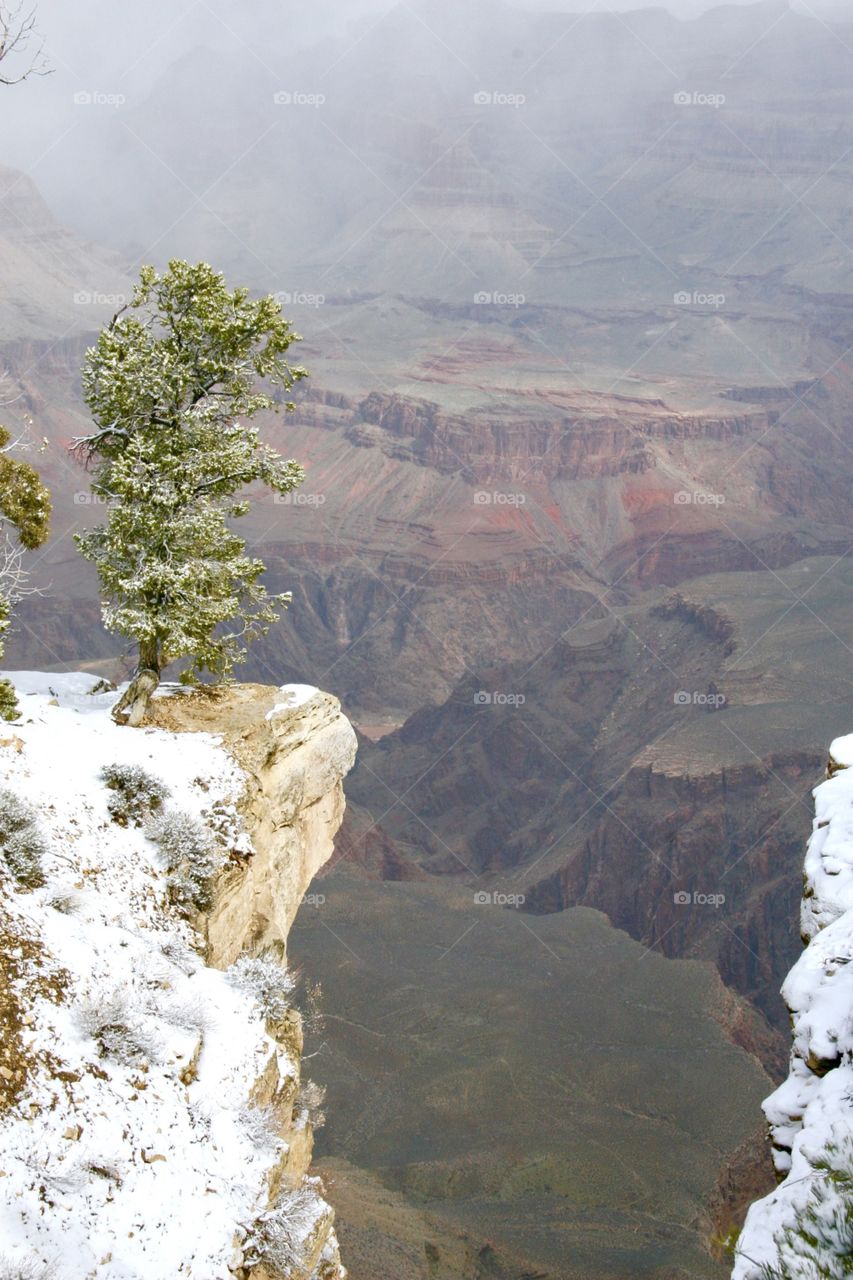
[[74, 260, 307, 725], [0, 423, 52, 720]]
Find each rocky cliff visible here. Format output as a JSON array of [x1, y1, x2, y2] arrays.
[[0, 673, 356, 1280], [733, 734, 853, 1277]]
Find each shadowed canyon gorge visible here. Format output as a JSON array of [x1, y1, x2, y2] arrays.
[[4, 0, 853, 1275]]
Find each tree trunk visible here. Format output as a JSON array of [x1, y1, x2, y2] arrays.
[[112, 639, 160, 726]]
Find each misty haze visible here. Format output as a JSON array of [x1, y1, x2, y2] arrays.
[[1, 1, 852, 1278]]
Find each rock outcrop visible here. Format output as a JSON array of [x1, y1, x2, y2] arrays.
[[154, 682, 358, 1279], [0, 674, 356, 1280], [733, 734, 853, 1277]]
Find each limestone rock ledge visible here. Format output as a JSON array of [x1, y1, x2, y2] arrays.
[[161, 682, 358, 1280], [201, 683, 359, 968], [733, 733, 853, 1277]]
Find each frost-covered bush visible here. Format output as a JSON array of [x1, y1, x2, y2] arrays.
[[159, 936, 202, 975], [46, 885, 82, 915], [156, 992, 209, 1034], [100, 763, 170, 827], [239, 1103, 282, 1153], [245, 1186, 329, 1275], [0, 1257, 56, 1280], [146, 809, 225, 912], [295, 1080, 326, 1130], [758, 1143, 853, 1279], [76, 990, 155, 1065], [226, 955, 297, 1022], [0, 788, 47, 889]]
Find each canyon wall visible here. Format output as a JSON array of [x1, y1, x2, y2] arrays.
[[155, 682, 359, 1280]]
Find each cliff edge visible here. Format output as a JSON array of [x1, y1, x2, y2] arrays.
[[0, 673, 357, 1280], [733, 734, 853, 1278]]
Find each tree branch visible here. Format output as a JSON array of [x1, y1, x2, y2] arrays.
[[0, 3, 51, 85]]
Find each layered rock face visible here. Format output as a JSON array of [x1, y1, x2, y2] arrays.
[[0, 675, 356, 1280], [733, 735, 853, 1277], [152, 682, 358, 1279], [339, 555, 853, 1042]]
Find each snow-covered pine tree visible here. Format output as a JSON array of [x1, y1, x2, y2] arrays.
[[0, 423, 52, 721], [74, 260, 307, 724]]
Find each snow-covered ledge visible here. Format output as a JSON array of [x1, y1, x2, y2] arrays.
[[0, 673, 356, 1280], [733, 733, 853, 1278]]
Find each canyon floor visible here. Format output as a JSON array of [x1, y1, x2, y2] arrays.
[[292, 871, 772, 1280]]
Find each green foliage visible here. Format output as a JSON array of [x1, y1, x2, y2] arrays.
[[0, 676, 18, 723], [756, 1143, 853, 1279], [99, 763, 170, 827], [0, 425, 52, 724], [0, 788, 47, 889], [0, 425, 51, 552], [74, 260, 307, 681]]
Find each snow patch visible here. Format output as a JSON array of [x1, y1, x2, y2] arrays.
[[734, 741, 853, 1277], [265, 684, 319, 721], [0, 675, 294, 1279]]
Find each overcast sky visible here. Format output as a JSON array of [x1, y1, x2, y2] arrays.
[[0, 0, 840, 243], [18, 0, 832, 83], [4, 1, 835, 92]]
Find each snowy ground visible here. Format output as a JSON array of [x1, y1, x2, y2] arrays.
[[733, 733, 853, 1278], [0, 673, 296, 1279]]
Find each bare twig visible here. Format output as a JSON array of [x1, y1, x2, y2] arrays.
[[0, 3, 51, 85]]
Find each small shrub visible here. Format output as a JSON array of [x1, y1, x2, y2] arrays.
[[156, 992, 209, 1034], [756, 1142, 853, 1279], [0, 677, 20, 723], [146, 809, 225, 911], [245, 1186, 330, 1275], [76, 990, 155, 1065], [0, 788, 47, 889], [159, 936, 201, 975], [295, 1079, 326, 1130], [100, 763, 170, 827], [226, 955, 297, 1022], [46, 884, 82, 915], [239, 1103, 282, 1153], [0, 1258, 56, 1280]]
